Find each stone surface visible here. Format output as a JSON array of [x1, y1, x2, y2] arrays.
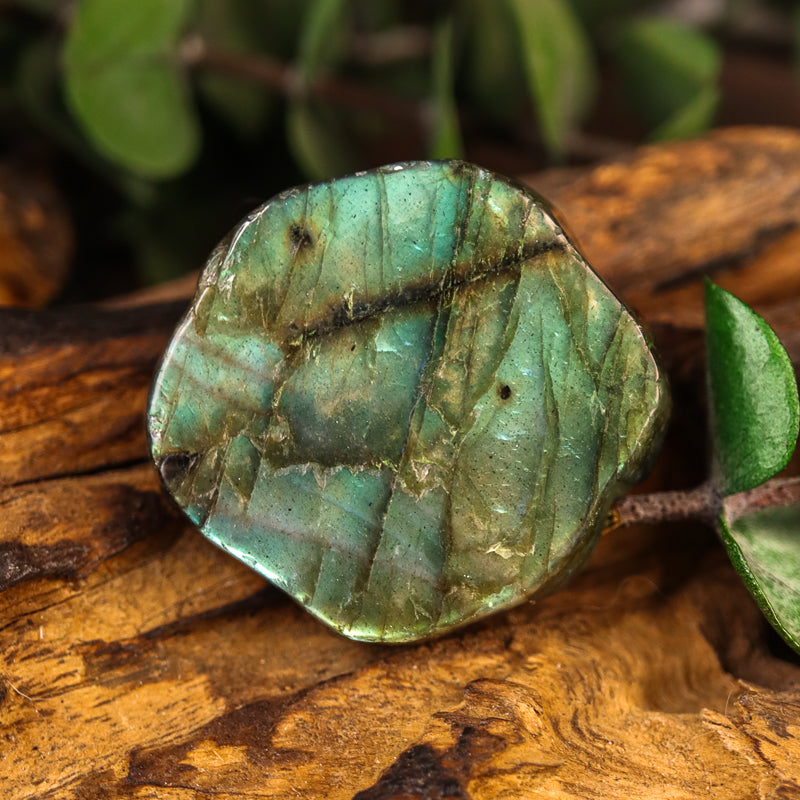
[[147, 160, 669, 643]]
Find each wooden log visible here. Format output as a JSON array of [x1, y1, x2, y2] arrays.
[[0, 161, 73, 308], [1, 127, 799, 800], [0, 301, 184, 486], [532, 126, 800, 320]]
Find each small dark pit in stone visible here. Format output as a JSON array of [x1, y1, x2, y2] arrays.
[[498, 384, 512, 400], [159, 451, 199, 485], [288, 222, 314, 256]]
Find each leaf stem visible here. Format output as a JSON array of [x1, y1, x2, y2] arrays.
[[723, 475, 800, 522], [610, 475, 800, 530], [180, 34, 635, 162], [610, 482, 718, 529], [181, 36, 422, 124], [348, 26, 432, 66]]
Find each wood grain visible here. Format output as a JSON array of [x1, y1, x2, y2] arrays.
[[533, 126, 800, 323], [2, 127, 800, 800]]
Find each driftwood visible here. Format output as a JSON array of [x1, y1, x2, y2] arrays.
[[0, 161, 73, 308], [1, 127, 799, 799]]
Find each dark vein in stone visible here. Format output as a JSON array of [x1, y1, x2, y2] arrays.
[[361, 212, 370, 299], [158, 320, 195, 454], [601, 316, 626, 477], [538, 311, 560, 573], [174, 369, 269, 418], [193, 327, 282, 377], [242, 446, 262, 522], [447, 272, 524, 472], [451, 165, 475, 269], [348, 469, 395, 621], [273, 193, 308, 325], [517, 194, 536, 260], [547, 256, 599, 392], [458, 297, 482, 424], [280, 239, 564, 350], [547, 264, 611, 519], [303, 185, 332, 333], [472, 173, 490, 267], [377, 172, 389, 294], [589, 314, 625, 511], [202, 437, 238, 530], [304, 538, 327, 610], [357, 188, 456, 634]]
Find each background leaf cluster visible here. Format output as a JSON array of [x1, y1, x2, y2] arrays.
[[59, 0, 728, 180], [2, 0, 789, 289]]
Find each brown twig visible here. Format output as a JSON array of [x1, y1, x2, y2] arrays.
[[723, 475, 800, 522], [181, 35, 423, 125], [610, 482, 719, 529], [181, 33, 637, 164], [348, 25, 432, 66], [610, 474, 800, 530]]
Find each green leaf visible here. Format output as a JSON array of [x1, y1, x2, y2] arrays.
[[705, 281, 799, 496], [296, 0, 348, 83], [615, 17, 720, 140], [506, 0, 596, 159], [428, 17, 463, 160], [19, 37, 166, 205], [63, 0, 199, 178], [289, 0, 351, 178], [719, 502, 800, 654]]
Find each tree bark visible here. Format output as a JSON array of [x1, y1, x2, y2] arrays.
[[1, 127, 799, 800]]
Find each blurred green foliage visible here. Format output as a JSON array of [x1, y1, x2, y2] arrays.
[[0, 0, 792, 288], [64, 0, 199, 177], [508, 0, 596, 159], [615, 17, 721, 140]]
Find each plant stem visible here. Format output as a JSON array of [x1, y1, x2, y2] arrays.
[[723, 475, 800, 522], [181, 35, 635, 162], [610, 482, 718, 529], [348, 26, 432, 66], [610, 475, 800, 530], [181, 36, 423, 124]]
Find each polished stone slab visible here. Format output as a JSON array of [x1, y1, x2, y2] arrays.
[[148, 161, 669, 642]]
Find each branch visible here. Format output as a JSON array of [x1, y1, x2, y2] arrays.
[[181, 35, 423, 125], [181, 34, 634, 162], [610, 475, 800, 530], [723, 475, 800, 522], [348, 26, 432, 66], [610, 482, 718, 529]]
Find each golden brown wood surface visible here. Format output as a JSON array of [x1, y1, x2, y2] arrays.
[[2, 128, 800, 799]]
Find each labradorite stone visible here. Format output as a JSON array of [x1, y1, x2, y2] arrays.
[[148, 161, 669, 643]]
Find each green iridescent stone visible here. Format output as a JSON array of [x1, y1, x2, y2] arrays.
[[148, 161, 669, 643]]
